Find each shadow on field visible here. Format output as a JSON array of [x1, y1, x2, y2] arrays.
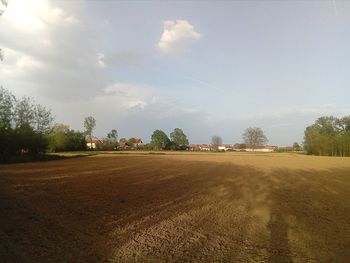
[[267, 203, 292, 263], [266, 167, 350, 262], [0, 156, 349, 262], [0, 152, 97, 165]]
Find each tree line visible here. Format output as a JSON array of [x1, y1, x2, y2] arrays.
[[2, 88, 350, 162], [0, 87, 87, 162], [304, 116, 350, 156]]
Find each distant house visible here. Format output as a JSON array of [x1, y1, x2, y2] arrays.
[[118, 137, 143, 150], [188, 144, 199, 151], [217, 144, 234, 151], [199, 144, 211, 151], [86, 138, 102, 149], [188, 144, 211, 151], [135, 138, 143, 148], [117, 141, 128, 149], [245, 145, 278, 152]]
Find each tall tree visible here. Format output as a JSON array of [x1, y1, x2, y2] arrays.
[[211, 135, 222, 150], [293, 142, 301, 151], [242, 127, 268, 150], [151, 129, 170, 150], [14, 97, 35, 128], [84, 116, 96, 149], [48, 124, 70, 152], [0, 86, 15, 128], [48, 124, 86, 152], [0, 87, 54, 161], [170, 128, 189, 149], [107, 129, 118, 143], [13, 96, 53, 133], [34, 104, 54, 134]]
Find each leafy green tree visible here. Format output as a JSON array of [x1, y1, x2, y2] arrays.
[[242, 127, 268, 150], [0, 126, 15, 162], [304, 115, 350, 156], [48, 124, 69, 152], [14, 97, 35, 128], [119, 138, 127, 143], [95, 129, 118, 151], [0, 88, 53, 161], [0, 86, 15, 128], [151, 129, 170, 150], [66, 130, 86, 151], [48, 124, 86, 152], [170, 128, 189, 150], [84, 116, 96, 149], [16, 124, 48, 155], [293, 142, 301, 151], [34, 104, 53, 134], [107, 129, 118, 142], [13, 96, 53, 133], [127, 137, 137, 147]]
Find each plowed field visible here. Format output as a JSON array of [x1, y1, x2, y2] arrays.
[[1, 152, 350, 262]]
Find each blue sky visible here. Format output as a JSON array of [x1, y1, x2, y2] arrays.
[[1, 0, 349, 145]]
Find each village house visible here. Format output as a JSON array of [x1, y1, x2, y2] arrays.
[[245, 145, 278, 152], [199, 144, 211, 151], [189, 144, 211, 151], [86, 138, 102, 149], [217, 144, 234, 151], [134, 138, 143, 148], [118, 137, 143, 150]]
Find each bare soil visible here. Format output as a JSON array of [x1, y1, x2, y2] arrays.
[[0, 152, 350, 262]]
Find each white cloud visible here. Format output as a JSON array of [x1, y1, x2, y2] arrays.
[[157, 19, 201, 55], [2, 0, 79, 32], [0, 0, 109, 99]]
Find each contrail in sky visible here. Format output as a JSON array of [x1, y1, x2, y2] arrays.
[[332, 0, 338, 16]]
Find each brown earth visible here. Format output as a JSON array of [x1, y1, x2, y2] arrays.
[[0, 152, 350, 262]]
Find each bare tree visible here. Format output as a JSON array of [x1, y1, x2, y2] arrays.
[[242, 127, 268, 150], [211, 135, 222, 150]]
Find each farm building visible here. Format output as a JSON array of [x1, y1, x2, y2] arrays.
[[245, 145, 278, 152]]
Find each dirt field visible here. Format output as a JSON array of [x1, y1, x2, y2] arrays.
[[1, 152, 350, 263]]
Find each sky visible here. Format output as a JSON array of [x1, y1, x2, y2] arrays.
[[1, 0, 349, 145]]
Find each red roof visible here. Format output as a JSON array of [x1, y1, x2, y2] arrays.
[[135, 138, 143, 144]]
